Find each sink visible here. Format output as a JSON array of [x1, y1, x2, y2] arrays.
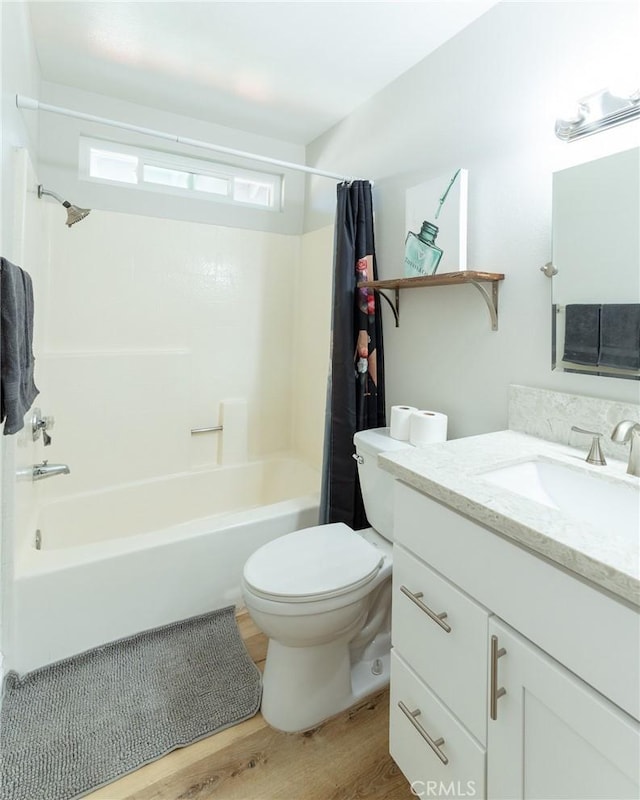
[[480, 458, 640, 541]]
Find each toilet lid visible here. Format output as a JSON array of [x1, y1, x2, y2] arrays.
[[243, 523, 384, 602]]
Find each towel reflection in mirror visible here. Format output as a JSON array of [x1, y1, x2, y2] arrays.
[[562, 303, 640, 375]]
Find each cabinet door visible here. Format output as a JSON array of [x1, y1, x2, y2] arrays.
[[488, 618, 640, 800]]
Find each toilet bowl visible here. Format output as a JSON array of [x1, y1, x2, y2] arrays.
[[242, 427, 412, 732]]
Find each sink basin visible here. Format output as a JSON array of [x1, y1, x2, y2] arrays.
[[480, 459, 640, 541]]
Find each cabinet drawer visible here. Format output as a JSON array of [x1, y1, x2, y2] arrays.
[[393, 544, 489, 744], [390, 651, 486, 799]]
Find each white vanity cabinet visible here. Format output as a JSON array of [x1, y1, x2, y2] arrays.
[[389, 481, 640, 800]]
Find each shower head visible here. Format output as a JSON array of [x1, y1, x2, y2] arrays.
[[63, 203, 91, 227], [37, 185, 91, 227]]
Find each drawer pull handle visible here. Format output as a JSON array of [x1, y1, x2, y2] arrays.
[[398, 701, 449, 765], [490, 634, 507, 721], [400, 585, 452, 633]]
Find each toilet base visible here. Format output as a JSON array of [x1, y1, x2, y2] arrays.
[[260, 636, 390, 733]]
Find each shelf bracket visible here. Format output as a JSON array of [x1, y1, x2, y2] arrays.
[[373, 288, 400, 327], [469, 280, 499, 331], [360, 272, 504, 331]]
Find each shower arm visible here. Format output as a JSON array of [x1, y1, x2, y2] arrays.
[[38, 186, 66, 205]]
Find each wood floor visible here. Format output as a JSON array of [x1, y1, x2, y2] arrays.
[[86, 611, 413, 800]]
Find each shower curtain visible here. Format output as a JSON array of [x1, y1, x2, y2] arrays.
[[320, 180, 385, 529]]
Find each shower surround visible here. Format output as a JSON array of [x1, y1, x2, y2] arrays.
[[8, 202, 333, 673], [37, 207, 302, 497]]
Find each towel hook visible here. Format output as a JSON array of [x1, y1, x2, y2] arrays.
[[540, 262, 557, 277]]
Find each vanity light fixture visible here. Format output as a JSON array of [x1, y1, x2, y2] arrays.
[[555, 87, 640, 142]]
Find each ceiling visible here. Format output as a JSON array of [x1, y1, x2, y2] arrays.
[[28, 1, 497, 145]]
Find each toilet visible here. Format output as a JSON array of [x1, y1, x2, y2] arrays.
[[242, 427, 412, 732]]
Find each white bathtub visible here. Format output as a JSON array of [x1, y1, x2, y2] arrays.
[[12, 457, 319, 674]]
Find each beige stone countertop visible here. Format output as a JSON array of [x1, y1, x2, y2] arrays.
[[379, 430, 640, 608]]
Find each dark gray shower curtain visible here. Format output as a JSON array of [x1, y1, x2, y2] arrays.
[[319, 180, 385, 529]]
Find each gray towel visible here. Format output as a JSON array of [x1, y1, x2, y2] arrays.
[[0, 258, 39, 435], [599, 304, 640, 371], [563, 304, 601, 365]]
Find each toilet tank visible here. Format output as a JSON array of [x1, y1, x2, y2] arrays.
[[353, 427, 413, 542]]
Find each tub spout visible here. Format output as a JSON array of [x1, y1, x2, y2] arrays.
[[32, 460, 71, 481]]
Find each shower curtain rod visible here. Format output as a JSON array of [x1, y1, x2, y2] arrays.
[[16, 95, 371, 184]]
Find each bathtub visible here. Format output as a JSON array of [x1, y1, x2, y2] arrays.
[[12, 457, 320, 675]]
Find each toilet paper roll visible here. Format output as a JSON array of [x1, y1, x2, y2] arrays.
[[409, 410, 448, 446], [390, 405, 418, 440]]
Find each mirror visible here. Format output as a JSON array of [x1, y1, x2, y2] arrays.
[[552, 147, 640, 380]]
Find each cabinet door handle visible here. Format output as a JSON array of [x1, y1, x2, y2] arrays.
[[400, 585, 452, 633], [490, 634, 507, 720], [398, 701, 449, 765]]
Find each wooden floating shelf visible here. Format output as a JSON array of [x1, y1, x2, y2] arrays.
[[358, 270, 505, 330], [359, 271, 505, 290]]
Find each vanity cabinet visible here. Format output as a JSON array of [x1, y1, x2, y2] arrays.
[[390, 481, 640, 799]]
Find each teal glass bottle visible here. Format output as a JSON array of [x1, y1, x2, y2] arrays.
[[404, 221, 443, 277]]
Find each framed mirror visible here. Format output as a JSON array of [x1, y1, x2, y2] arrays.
[[552, 147, 640, 380]]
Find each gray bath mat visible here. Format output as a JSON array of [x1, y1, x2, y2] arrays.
[[0, 606, 262, 800]]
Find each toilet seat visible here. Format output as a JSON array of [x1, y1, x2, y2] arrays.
[[243, 523, 383, 603]]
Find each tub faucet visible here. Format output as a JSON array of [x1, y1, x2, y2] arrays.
[[31, 409, 55, 446], [611, 420, 640, 477], [32, 460, 70, 481]]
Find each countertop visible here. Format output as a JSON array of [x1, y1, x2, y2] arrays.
[[379, 430, 640, 607]]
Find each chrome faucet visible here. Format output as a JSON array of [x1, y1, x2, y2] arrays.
[[32, 460, 71, 481], [31, 408, 55, 446], [611, 420, 640, 477]]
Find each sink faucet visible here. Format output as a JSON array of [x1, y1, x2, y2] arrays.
[[611, 420, 640, 477], [32, 460, 71, 481]]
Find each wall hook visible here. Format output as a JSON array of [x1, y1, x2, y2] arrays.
[[540, 262, 557, 277]]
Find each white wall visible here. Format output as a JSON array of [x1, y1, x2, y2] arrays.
[[37, 81, 306, 235], [305, 1, 640, 438], [1, 0, 43, 676], [1, 1, 40, 258], [6, 150, 49, 665], [36, 208, 300, 502]]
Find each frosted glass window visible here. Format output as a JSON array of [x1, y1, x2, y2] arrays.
[[193, 174, 229, 195], [80, 137, 282, 211], [89, 149, 138, 184], [143, 165, 190, 189], [233, 179, 273, 207]]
